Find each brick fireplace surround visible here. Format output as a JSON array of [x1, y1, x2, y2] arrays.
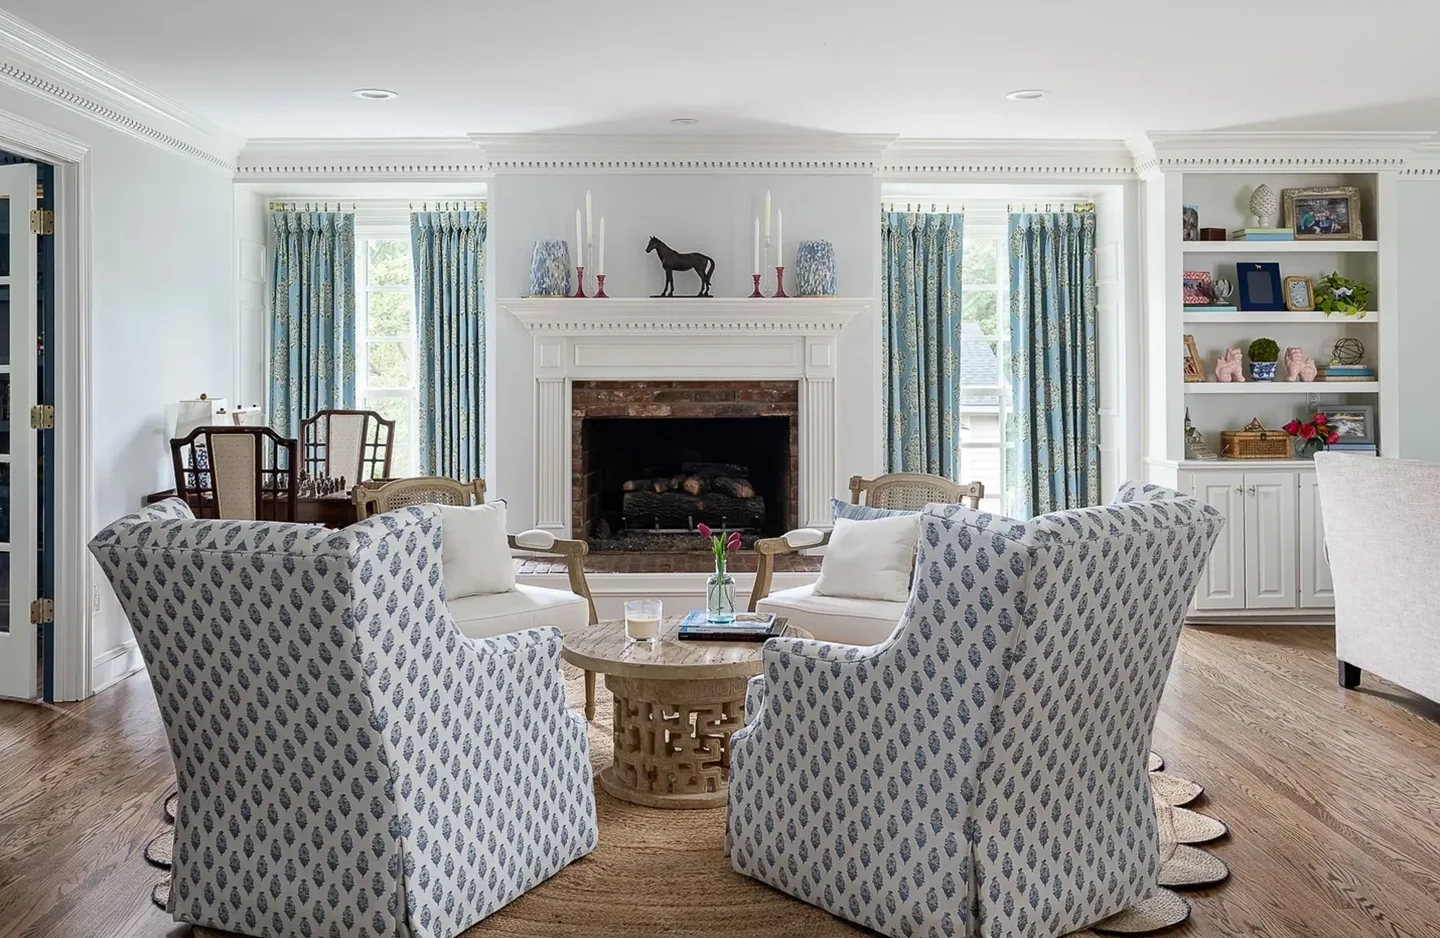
[[571, 380, 800, 540]]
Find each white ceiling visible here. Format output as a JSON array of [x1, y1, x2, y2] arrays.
[[7, 0, 1440, 141]]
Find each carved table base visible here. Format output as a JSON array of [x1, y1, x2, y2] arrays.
[[599, 673, 749, 809]]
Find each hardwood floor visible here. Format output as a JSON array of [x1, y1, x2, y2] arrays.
[[1, 625, 1437, 938]]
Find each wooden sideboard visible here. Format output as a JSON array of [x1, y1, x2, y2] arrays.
[[144, 489, 357, 529]]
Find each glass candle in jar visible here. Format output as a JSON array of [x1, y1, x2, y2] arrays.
[[624, 599, 662, 645]]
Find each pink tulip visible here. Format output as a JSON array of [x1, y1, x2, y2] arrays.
[[697, 523, 713, 539], [727, 532, 742, 552]]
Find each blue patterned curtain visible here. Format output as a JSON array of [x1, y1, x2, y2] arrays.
[[881, 211, 964, 476], [1007, 211, 1100, 517], [268, 212, 356, 437], [412, 209, 486, 481]]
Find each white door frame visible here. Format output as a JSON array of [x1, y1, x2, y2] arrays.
[[0, 109, 92, 701]]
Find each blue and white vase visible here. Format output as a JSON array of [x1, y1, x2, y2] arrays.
[[794, 239, 837, 296], [529, 240, 573, 296], [1250, 361, 1277, 382]]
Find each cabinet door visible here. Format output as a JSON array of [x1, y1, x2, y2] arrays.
[[1190, 471, 1246, 611], [1298, 473, 1335, 608], [1243, 472, 1298, 609]]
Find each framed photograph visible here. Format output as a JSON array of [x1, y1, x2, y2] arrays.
[[1237, 262, 1284, 311], [1183, 334, 1206, 383], [1284, 275, 1316, 311], [1182, 205, 1200, 241], [1283, 186, 1363, 241], [1182, 270, 1213, 305], [1313, 405, 1374, 444]]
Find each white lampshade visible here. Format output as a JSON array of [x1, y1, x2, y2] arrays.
[[174, 396, 229, 439]]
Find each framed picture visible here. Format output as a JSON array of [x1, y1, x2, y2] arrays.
[[1284, 275, 1316, 311], [1237, 262, 1284, 311], [1283, 186, 1363, 241], [1182, 270, 1213, 305], [1313, 405, 1374, 444], [1183, 334, 1206, 383], [1182, 205, 1200, 241]]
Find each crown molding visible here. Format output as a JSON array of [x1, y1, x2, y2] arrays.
[[879, 138, 1136, 180], [472, 133, 895, 174], [1129, 131, 1438, 177], [1399, 141, 1440, 177], [236, 137, 490, 182], [0, 10, 239, 172]]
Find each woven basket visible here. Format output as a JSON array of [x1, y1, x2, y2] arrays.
[[1220, 418, 1291, 460]]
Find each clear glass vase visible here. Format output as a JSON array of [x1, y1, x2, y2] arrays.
[[706, 563, 736, 624]]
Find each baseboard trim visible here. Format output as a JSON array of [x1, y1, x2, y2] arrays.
[[91, 640, 143, 693]]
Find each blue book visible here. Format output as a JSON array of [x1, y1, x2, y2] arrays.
[[1326, 444, 1377, 452], [677, 610, 781, 641], [1229, 234, 1296, 241]]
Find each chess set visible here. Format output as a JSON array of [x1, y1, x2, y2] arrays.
[[298, 473, 348, 498]]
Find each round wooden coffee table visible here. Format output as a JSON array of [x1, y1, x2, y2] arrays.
[[562, 616, 809, 810]]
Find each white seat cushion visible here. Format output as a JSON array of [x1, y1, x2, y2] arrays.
[[756, 583, 906, 646], [447, 584, 589, 641]]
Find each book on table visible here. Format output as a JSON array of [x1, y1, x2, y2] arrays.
[[677, 610, 783, 641]]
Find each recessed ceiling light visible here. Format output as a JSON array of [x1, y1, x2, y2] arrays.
[[1005, 89, 1050, 101], [352, 88, 399, 101], [670, 117, 700, 125]]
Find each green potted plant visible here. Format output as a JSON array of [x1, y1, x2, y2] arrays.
[[1315, 272, 1370, 318], [1248, 337, 1280, 381]]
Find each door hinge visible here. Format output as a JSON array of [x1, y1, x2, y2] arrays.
[[30, 598, 53, 625], [30, 208, 53, 235], [30, 404, 54, 430]]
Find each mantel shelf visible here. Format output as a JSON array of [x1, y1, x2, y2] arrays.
[[1183, 311, 1378, 324], [500, 296, 869, 335], [1181, 240, 1378, 254], [1185, 381, 1379, 394]]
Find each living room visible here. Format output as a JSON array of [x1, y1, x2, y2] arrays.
[[0, 3, 1438, 937]]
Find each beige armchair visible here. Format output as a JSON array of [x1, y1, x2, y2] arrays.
[[748, 473, 984, 645], [354, 476, 602, 719]]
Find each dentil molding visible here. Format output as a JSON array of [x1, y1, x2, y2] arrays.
[[502, 297, 867, 334], [879, 138, 1137, 180], [471, 133, 896, 174], [0, 10, 239, 172], [236, 137, 489, 182], [1129, 131, 1438, 176]]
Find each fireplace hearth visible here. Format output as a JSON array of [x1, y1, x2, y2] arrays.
[[572, 381, 799, 551]]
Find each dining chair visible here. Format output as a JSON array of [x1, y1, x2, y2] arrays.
[[299, 408, 395, 483], [170, 425, 299, 522]]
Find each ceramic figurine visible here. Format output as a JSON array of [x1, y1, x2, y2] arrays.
[[645, 236, 715, 297], [1249, 184, 1279, 227], [1284, 347, 1318, 382], [1212, 278, 1234, 305], [1215, 348, 1246, 382], [793, 239, 837, 295], [528, 240, 573, 296]]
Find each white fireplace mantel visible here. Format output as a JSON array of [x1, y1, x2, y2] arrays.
[[499, 297, 868, 537]]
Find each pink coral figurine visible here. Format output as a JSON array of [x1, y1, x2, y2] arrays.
[[1215, 348, 1245, 382]]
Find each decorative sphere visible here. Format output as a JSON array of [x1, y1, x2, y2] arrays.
[[1331, 337, 1365, 366]]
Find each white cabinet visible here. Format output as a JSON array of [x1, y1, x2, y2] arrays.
[[1181, 466, 1327, 617], [1298, 473, 1335, 609]]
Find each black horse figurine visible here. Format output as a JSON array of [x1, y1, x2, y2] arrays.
[[646, 236, 715, 297]]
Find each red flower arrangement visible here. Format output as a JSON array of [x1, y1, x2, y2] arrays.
[[1284, 412, 1341, 458], [697, 523, 742, 572]]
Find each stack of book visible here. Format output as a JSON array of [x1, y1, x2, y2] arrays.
[[677, 610, 784, 641], [1327, 442, 1378, 455], [1229, 227, 1295, 241], [1319, 365, 1376, 382]]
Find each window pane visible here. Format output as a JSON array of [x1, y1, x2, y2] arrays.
[[960, 443, 1002, 511], [962, 238, 997, 286], [963, 289, 999, 340], [368, 239, 411, 287], [364, 396, 413, 477], [367, 291, 412, 338], [367, 341, 411, 389]]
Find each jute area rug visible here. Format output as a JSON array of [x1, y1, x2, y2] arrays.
[[147, 666, 1227, 937]]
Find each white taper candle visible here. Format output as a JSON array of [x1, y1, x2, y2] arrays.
[[775, 210, 783, 266], [753, 217, 760, 274], [598, 217, 605, 276], [575, 209, 583, 268], [763, 191, 772, 239], [585, 191, 593, 243]]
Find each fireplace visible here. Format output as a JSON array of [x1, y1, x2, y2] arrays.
[[572, 381, 799, 550]]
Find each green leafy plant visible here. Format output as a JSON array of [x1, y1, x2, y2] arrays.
[[1248, 337, 1280, 363], [1315, 271, 1370, 317]]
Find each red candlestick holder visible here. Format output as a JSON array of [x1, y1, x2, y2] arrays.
[[574, 266, 587, 298], [749, 273, 763, 298], [772, 266, 789, 298], [595, 274, 608, 298]]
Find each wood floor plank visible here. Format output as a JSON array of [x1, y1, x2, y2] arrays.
[[1, 625, 1438, 938]]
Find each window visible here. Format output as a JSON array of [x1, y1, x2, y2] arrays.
[[957, 226, 1011, 515], [356, 237, 417, 476]]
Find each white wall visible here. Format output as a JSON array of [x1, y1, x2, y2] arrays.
[[0, 88, 235, 692], [1394, 178, 1440, 463], [488, 172, 879, 530], [235, 188, 268, 407]]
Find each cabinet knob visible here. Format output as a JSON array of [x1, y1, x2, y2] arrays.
[[1234, 486, 1245, 493], [1248, 485, 1257, 495]]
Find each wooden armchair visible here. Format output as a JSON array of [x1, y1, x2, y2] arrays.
[[171, 425, 300, 522], [300, 409, 395, 483], [353, 476, 602, 719]]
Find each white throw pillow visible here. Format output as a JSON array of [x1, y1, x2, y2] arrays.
[[437, 502, 516, 599], [812, 513, 920, 603]]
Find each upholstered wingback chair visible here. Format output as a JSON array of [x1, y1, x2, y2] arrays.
[[728, 484, 1223, 938], [89, 500, 598, 938]]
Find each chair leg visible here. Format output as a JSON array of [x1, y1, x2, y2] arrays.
[[1338, 659, 1361, 689], [584, 669, 597, 721]]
